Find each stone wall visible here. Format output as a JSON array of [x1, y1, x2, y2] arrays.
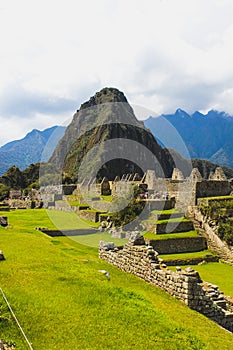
[[39, 228, 98, 236], [143, 219, 194, 234], [54, 201, 73, 212], [146, 236, 207, 254], [78, 210, 101, 223], [99, 234, 233, 332], [193, 207, 233, 263], [40, 185, 77, 195], [155, 220, 194, 234], [147, 199, 175, 211], [196, 180, 233, 199]]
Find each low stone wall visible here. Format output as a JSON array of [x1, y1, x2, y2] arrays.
[[155, 220, 194, 234], [150, 212, 183, 221], [39, 228, 98, 236], [0, 204, 10, 212], [8, 199, 42, 209], [147, 199, 175, 211], [143, 219, 194, 233], [146, 237, 207, 254], [99, 234, 233, 332], [78, 210, 100, 222], [54, 201, 73, 212]]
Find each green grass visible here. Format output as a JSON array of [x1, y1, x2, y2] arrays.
[[48, 210, 100, 229], [144, 230, 199, 240], [202, 195, 233, 201], [160, 250, 215, 261], [0, 210, 233, 349], [68, 201, 89, 207], [71, 232, 127, 247], [142, 217, 191, 225], [100, 195, 113, 202]]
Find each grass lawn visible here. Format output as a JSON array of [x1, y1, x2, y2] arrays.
[[71, 232, 127, 247], [0, 209, 233, 349], [48, 209, 100, 229]]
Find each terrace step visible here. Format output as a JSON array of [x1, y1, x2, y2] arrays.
[[149, 212, 184, 221], [146, 236, 207, 254], [143, 219, 194, 234]]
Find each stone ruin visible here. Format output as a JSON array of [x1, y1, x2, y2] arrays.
[[99, 233, 233, 332], [39, 166, 233, 211]]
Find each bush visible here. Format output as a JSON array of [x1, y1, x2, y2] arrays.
[[0, 184, 10, 201]]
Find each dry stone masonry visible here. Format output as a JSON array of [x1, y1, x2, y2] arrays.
[[99, 233, 233, 332]]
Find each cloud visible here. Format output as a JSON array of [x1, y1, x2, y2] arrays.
[[0, 82, 77, 117], [1, 0, 233, 144]]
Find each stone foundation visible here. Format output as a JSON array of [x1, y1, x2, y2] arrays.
[[99, 234, 233, 332]]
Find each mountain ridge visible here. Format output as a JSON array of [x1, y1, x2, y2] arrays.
[[0, 125, 66, 175], [144, 109, 233, 168]]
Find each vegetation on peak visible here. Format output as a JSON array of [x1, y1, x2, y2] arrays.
[[50, 87, 175, 179], [80, 87, 128, 110]]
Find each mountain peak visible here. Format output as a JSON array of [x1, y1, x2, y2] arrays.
[[80, 87, 128, 111], [174, 109, 190, 118], [191, 111, 204, 118]]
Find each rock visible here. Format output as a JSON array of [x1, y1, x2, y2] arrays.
[[99, 241, 114, 251], [0, 251, 5, 260], [128, 232, 145, 245]]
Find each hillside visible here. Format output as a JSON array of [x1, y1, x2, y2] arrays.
[[0, 125, 65, 175], [50, 87, 177, 181], [1, 209, 233, 349], [144, 109, 233, 168]]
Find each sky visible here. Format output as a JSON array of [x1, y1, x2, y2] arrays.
[[1, 0, 233, 146]]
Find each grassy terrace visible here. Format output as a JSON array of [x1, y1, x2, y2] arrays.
[[143, 230, 199, 240], [160, 250, 216, 261], [143, 217, 190, 225], [0, 209, 233, 349]]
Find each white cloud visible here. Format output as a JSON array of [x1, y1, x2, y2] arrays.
[[1, 0, 233, 145]]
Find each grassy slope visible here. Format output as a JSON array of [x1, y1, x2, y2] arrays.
[[0, 210, 232, 349]]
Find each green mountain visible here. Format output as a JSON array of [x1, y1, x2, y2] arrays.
[[50, 87, 177, 181]]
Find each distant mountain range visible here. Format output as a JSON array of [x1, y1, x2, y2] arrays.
[[0, 126, 66, 175], [144, 109, 233, 169], [1, 105, 233, 179]]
